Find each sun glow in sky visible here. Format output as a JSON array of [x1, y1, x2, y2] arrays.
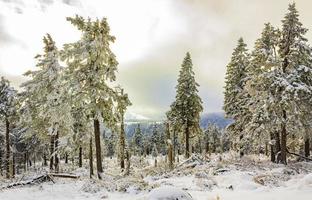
[[1, 0, 312, 120]]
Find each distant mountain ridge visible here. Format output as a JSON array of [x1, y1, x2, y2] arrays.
[[200, 112, 233, 129], [124, 112, 232, 133]]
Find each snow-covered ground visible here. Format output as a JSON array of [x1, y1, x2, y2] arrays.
[[0, 153, 311, 200]]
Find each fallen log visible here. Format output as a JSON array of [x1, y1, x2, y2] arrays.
[[286, 149, 312, 162], [2, 174, 54, 189], [48, 173, 80, 179]]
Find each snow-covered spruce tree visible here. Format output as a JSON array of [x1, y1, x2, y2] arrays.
[[276, 3, 312, 164], [203, 124, 221, 154], [116, 88, 131, 169], [245, 23, 281, 161], [167, 52, 203, 158], [21, 34, 72, 172], [0, 77, 17, 179], [223, 38, 250, 156], [132, 124, 144, 156], [61, 16, 120, 179]]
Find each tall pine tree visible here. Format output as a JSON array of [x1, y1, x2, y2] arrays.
[[61, 16, 120, 178], [223, 38, 250, 156], [168, 52, 203, 158]]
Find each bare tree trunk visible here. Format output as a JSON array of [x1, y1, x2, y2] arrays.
[[205, 140, 209, 154], [54, 131, 59, 172], [43, 153, 48, 166], [172, 130, 176, 162], [168, 141, 173, 170], [5, 118, 10, 179], [89, 137, 94, 178], [275, 131, 282, 163], [239, 134, 244, 157], [49, 135, 55, 171], [120, 119, 125, 169], [79, 146, 82, 168], [0, 147, 2, 176], [24, 152, 27, 172], [265, 142, 268, 156], [185, 125, 190, 158], [65, 153, 68, 164], [12, 154, 15, 177], [280, 110, 287, 165], [305, 138, 310, 160], [125, 150, 130, 176], [94, 119, 103, 179], [270, 133, 275, 163]]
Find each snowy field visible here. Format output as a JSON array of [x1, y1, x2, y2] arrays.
[[0, 153, 312, 200]]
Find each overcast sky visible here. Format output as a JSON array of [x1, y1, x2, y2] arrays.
[[0, 0, 312, 120]]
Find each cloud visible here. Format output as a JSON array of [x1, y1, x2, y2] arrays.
[[1, 0, 312, 120]]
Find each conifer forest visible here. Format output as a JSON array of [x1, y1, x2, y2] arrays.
[[0, 1, 312, 199]]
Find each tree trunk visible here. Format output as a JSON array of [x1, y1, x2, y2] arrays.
[[205, 140, 209, 154], [43, 153, 48, 166], [304, 138, 310, 160], [54, 131, 59, 172], [89, 137, 94, 178], [125, 150, 130, 176], [280, 110, 287, 165], [120, 118, 125, 169], [65, 153, 68, 164], [185, 125, 190, 158], [168, 141, 173, 170], [12, 154, 15, 177], [94, 119, 103, 179], [172, 130, 176, 162], [270, 133, 275, 163], [0, 146, 2, 176], [239, 134, 244, 157], [24, 152, 27, 172], [79, 146, 82, 168], [49, 135, 55, 170], [5, 118, 10, 179], [265, 142, 268, 156]]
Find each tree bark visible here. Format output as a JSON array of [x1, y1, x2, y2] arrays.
[[185, 125, 190, 158], [168, 141, 173, 170], [280, 110, 287, 165], [239, 134, 244, 157], [125, 150, 130, 176], [173, 130, 176, 162], [54, 131, 59, 172], [304, 138, 310, 160], [65, 153, 68, 164], [79, 146, 82, 167], [43, 153, 48, 166], [94, 118, 103, 179], [270, 133, 275, 163], [12, 154, 15, 177], [89, 137, 94, 178], [0, 146, 2, 176], [205, 140, 209, 154], [49, 135, 55, 171], [24, 152, 27, 172], [120, 118, 125, 169], [5, 118, 10, 179]]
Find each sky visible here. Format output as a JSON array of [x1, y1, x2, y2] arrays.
[[0, 0, 312, 120]]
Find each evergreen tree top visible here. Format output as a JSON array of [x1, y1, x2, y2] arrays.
[[0, 77, 17, 118], [279, 3, 309, 69]]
